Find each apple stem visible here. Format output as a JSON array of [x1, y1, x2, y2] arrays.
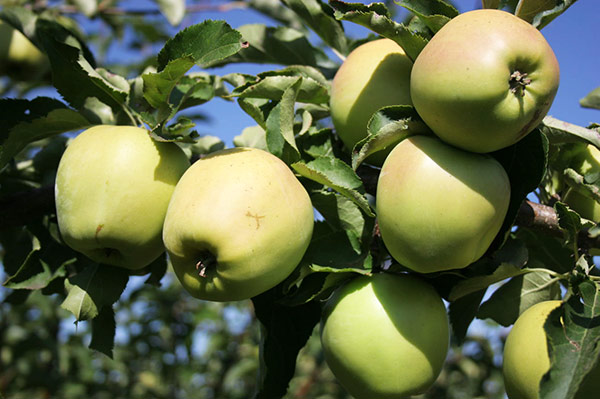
[[509, 71, 531, 97], [195, 251, 217, 278]]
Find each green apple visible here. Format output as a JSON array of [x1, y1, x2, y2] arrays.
[[0, 21, 48, 79], [320, 272, 449, 398], [410, 9, 559, 153], [330, 38, 413, 165], [55, 125, 190, 269], [503, 300, 600, 399], [376, 135, 510, 273], [162, 147, 314, 302]]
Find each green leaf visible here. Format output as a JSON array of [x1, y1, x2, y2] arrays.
[[232, 68, 329, 104], [519, 0, 578, 29], [280, 0, 348, 55], [265, 77, 302, 163], [153, 0, 186, 26], [448, 264, 524, 303], [251, 290, 321, 399], [555, 201, 586, 246], [330, 0, 428, 61], [448, 289, 487, 344], [142, 58, 196, 110], [352, 105, 431, 169], [291, 156, 374, 216], [217, 24, 335, 70], [280, 268, 358, 306], [157, 20, 245, 71], [89, 306, 116, 358], [297, 127, 336, 159], [580, 87, 600, 110], [70, 0, 98, 17], [396, 0, 459, 33], [489, 128, 548, 253], [36, 19, 129, 112], [233, 125, 268, 150], [61, 263, 129, 321], [3, 249, 70, 291], [541, 116, 600, 148], [0, 98, 90, 170], [188, 135, 226, 155], [310, 190, 374, 253], [541, 279, 600, 398], [516, 228, 575, 274], [477, 269, 562, 326]]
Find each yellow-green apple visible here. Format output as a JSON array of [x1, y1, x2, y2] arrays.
[[410, 9, 559, 153], [162, 147, 314, 302], [320, 272, 449, 398], [55, 125, 190, 269], [376, 135, 510, 273], [0, 21, 48, 79], [503, 300, 600, 399], [329, 38, 413, 165]]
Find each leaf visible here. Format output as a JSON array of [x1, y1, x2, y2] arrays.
[[580, 87, 600, 110], [188, 135, 226, 155], [217, 24, 335, 70], [142, 57, 196, 110], [265, 77, 302, 163], [232, 70, 329, 104], [280, 269, 358, 306], [0, 98, 90, 169], [157, 20, 245, 71], [3, 250, 70, 290], [297, 127, 335, 159], [153, 0, 186, 26], [251, 290, 321, 399], [330, 0, 428, 61], [541, 279, 600, 398], [448, 289, 487, 344], [448, 264, 524, 303], [541, 116, 600, 148], [71, 0, 98, 17], [61, 263, 129, 321], [310, 191, 374, 253], [89, 306, 116, 358], [396, 0, 459, 33], [516, 227, 575, 274], [519, 0, 578, 29], [280, 0, 348, 55], [489, 128, 548, 253], [477, 269, 562, 326], [555, 201, 586, 246], [291, 156, 374, 216], [233, 125, 268, 150], [352, 105, 431, 169], [36, 19, 128, 112]]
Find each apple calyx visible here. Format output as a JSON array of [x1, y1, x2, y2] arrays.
[[196, 251, 217, 278], [509, 70, 531, 97]]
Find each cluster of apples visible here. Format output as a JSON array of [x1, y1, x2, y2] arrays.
[[55, 126, 314, 302], [323, 9, 560, 399]]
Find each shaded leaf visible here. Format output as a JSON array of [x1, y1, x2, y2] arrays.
[[541, 279, 600, 398], [580, 87, 600, 110], [89, 305, 116, 358], [265, 77, 302, 163], [396, 0, 458, 33], [292, 156, 374, 216], [251, 290, 321, 399], [448, 289, 487, 344], [330, 0, 428, 61], [61, 263, 129, 321]]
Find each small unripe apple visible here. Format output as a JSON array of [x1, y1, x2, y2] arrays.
[[320, 272, 449, 398], [162, 147, 314, 302], [0, 22, 48, 80], [503, 300, 600, 399], [55, 125, 190, 269], [376, 135, 510, 273], [330, 38, 413, 165], [411, 9, 559, 153]]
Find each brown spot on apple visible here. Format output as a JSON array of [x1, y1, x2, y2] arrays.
[[246, 211, 265, 229]]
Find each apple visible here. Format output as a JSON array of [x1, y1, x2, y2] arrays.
[[55, 125, 190, 270], [503, 300, 600, 399], [320, 272, 449, 398], [329, 38, 413, 165], [376, 135, 510, 273], [162, 147, 314, 302], [410, 9, 560, 153], [0, 21, 48, 79]]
